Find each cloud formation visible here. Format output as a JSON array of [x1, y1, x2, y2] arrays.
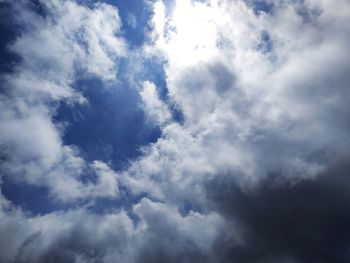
[[140, 0, 350, 190], [207, 163, 350, 262], [0, 0, 350, 262], [0, 0, 125, 201], [140, 80, 171, 125]]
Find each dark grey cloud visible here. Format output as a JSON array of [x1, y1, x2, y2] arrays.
[[135, 237, 212, 263], [207, 163, 350, 263]]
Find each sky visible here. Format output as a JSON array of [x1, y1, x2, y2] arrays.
[[0, 0, 350, 262]]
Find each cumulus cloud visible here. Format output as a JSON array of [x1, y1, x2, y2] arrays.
[[0, 192, 134, 262], [140, 80, 171, 125], [125, 0, 350, 260], [1, 0, 350, 262], [0, 191, 224, 263], [137, 0, 350, 192], [0, 0, 125, 201]]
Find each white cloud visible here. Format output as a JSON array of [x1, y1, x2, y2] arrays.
[[0, 191, 224, 262], [123, 0, 350, 203], [140, 80, 171, 125], [134, 197, 223, 252], [1, 0, 350, 261], [11, 0, 126, 85], [0, 0, 126, 201], [89, 161, 119, 198]]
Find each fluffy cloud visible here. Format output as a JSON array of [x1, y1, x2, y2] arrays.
[[1, 0, 350, 262], [140, 80, 171, 125], [137, 0, 350, 193], [0, 0, 125, 201], [0, 191, 224, 263], [126, 0, 350, 260]]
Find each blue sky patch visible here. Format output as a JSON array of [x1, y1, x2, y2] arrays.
[[55, 77, 161, 171]]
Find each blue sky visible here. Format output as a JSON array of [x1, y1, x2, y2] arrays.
[[1, 0, 350, 262]]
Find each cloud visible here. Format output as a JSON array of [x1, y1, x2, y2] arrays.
[[119, 0, 350, 260], [1, 0, 350, 262], [140, 80, 171, 125], [115, 0, 350, 220], [0, 192, 224, 263], [206, 163, 350, 262], [0, 194, 135, 263], [0, 0, 125, 201], [138, 0, 350, 190], [11, 0, 126, 83]]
